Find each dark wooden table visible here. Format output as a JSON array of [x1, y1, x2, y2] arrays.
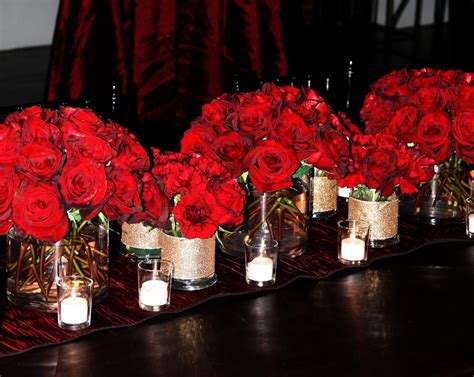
[[0, 240, 473, 376]]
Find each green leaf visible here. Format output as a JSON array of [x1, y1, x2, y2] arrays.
[[67, 209, 82, 224], [292, 162, 312, 179]]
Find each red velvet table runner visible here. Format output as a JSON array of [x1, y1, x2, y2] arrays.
[[0, 211, 471, 357]]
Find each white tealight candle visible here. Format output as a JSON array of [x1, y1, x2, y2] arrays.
[[340, 237, 366, 261], [338, 186, 351, 198], [60, 291, 89, 325], [469, 214, 474, 233], [247, 256, 274, 282], [139, 279, 169, 307]]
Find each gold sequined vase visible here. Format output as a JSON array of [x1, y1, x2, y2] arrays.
[[311, 175, 338, 219], [348, 196, 400, 248], [121, 222, 162, 260], [158, 232, 217, 291]]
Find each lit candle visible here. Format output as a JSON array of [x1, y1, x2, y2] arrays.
[[139, 279, 169, 307], [338, 186, 351, 198], [60, 290, 89, 325], [340, 237, 365, 261], [247, 256, 274, 282], [469, 214, 474, 233]]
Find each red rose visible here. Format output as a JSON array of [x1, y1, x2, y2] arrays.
[[202, 99, 231, 123], [268, 110, 315, 160], [18, 142, 63, 181], [210, 180, 245, 228], [452, 85, 474, 113], [374, 69, 409, 97], [12, 181, 69, 242], [416, 112, 452, 163], [452, 112, 474, 164], [396, 146, 435, 194], [0, 167, 20, 233], [360, 94, 396, 134], [0, 124, 20, 167], [59, 158, 108, 210], [60, 107, 116, 141], [189, 154, 232, 184], [229, 103, 271, 139], [66, 134, 116, 163], [387, 106, 420, 140], [244, 139, 300, 193], [129, 172, 170, 228], [19, 117, 62, 146], [410, 87, 447, 113], [181, 122, 217, 157], [309, 124, 351, 177], [112, 134, 150, 173], [407, 68, 438, 91], [262, 83, 300, 102], [351, 134, 398, 196], [211, 131, 253, 178], [102, 168, 143, 222], [173, 190, 220, 239]]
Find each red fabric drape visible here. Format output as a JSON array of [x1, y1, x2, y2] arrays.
[[46, 0, 288, 148]]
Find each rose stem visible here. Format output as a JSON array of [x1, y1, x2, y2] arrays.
[[283, 219, 307, 237], [277, 207, 283, 241], [15, 242, 28, 293], [38, 243, 46, 282], [29, 245, 48, 300], [247, 200, 279, 238]]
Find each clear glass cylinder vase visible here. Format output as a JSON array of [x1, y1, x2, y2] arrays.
[[400, 158, 471, 225], [219, 178, 309, 259], [6, 219, 109, 312]]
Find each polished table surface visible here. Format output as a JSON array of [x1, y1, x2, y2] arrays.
[[0, 241, 473, 377]]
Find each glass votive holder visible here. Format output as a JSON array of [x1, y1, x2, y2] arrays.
[[337, 219, 370, 265], [137, 259, 174, 312], [466, 197, 474, 238], [244, 236, 278, 287], [57, 276, 93, 331]]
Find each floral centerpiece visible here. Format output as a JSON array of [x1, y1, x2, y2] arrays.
[[360, 68, 474, 222], [339, 132, 436, 247], [181, 82, 355, 257], [149, 150, 245, 290], [0, 105, 149, 310]]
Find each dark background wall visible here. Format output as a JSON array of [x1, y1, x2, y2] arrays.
[[1, 0, 472, 132]]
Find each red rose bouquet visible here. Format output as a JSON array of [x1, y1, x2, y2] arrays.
[[182, 82, 356, 190], [339, 133, 436, 201], [0, 105, 150, 307], [151, 151, 245, 239], [360, 68, 473, 218], [181, 83, 355, 256]]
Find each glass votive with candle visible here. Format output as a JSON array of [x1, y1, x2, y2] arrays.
[[244, 236, 278, 287], [57, 276, 93, 331], [138, 259, 174, 312], [337, 219, 369, 265], [466, 197, 474, 238]]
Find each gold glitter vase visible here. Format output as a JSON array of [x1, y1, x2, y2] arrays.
[[348, 196, 400, 248], [219, 178, 309, 259], [311, 173, 338, 219], [158, 232, 217, 291], [120, 222, 161, 260]]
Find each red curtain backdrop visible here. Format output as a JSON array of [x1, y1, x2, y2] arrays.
[[46, 0, 288, 148]]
